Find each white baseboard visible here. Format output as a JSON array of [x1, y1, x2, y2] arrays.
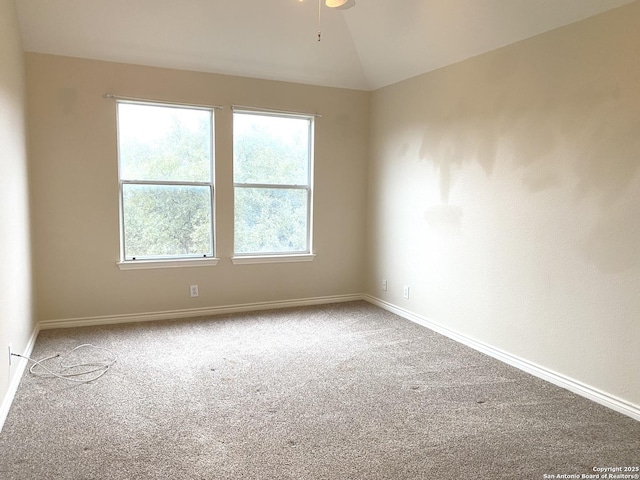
[[0, 326, 39, 433], [364, 295, 640, 422], [37, 293, 365, 330]]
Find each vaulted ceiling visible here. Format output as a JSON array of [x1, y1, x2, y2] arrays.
[[15, 0, 636, 91]]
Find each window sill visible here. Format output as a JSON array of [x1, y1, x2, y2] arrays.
[[231, 254, 316, 265], [117, 257, 220, 270]]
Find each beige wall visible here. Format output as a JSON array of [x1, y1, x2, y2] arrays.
[[366, 2, 640, 408], [27, 54, 369, 321], [0, 0, 34, 401]]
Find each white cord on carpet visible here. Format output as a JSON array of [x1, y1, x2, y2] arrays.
[[13, 344, 117, 383]]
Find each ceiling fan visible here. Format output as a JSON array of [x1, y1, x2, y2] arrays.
[[325, 0, 356, 8], [312, 0, 356, 41]]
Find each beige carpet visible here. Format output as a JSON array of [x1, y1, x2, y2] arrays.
[[1, 301, 638, 479]]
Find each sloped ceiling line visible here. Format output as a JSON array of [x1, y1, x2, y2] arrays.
[[16, 0, 637, 91]]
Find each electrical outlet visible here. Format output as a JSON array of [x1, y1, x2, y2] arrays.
[[189, 285, 199, 298], [8, 343, 12, 366], [382, 280, 388, 291], [403, 285, 410, 299]]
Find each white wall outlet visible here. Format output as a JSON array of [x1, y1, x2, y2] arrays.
[[382, 279, 388, 291], [189, 285, 199, 298], [8, 343, 12, 366], [403, 285, 410, 299]]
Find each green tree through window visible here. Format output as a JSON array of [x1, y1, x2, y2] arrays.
[[233, 111, 313, 255], [117, 102, 214, 260]]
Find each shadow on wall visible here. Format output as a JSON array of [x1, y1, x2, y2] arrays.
[[412, 53, 640, 273]]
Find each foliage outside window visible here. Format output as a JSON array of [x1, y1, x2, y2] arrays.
[[117, 101, 215, 261], [233, 111, 314, 256]]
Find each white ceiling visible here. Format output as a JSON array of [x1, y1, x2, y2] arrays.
[[15, 0, 636, 91]]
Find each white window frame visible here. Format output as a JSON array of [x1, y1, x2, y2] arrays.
[[231, 108, 315, 264], [115, 99, 218, 270]]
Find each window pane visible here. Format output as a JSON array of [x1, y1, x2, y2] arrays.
[[123, 184, 212, 259], [234, 187, 308, 254], [233, 113, 310, 185], [118, 103, 212, 182]]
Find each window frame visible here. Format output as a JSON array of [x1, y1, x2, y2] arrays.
[[115, 99, 218, 270], [231, 109, 315, 263]]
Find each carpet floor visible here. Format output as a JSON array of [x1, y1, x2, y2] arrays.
[[0, 301, 638, 479]]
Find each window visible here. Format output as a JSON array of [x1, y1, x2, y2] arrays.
[[116, 101, 215, 266], [232, 110, 314, 261]]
